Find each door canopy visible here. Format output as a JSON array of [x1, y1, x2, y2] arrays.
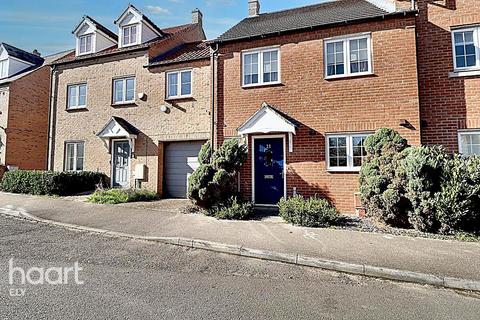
[[238, 102, 296, 152], [97, 116, 139, 155]]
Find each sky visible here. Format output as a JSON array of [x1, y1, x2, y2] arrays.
[[0, 0, 325, 56]]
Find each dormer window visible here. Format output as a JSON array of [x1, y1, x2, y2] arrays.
[[0, 60, 7, 79], [79, 34, 93, 55], [122, 25, 138, 46]]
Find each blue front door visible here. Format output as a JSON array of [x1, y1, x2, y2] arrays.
[[254, 138, 285, 205]]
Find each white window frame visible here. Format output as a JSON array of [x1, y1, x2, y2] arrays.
[[241, 46, 281, 87], [0, 59, 8, 79], [326, 133, 372, 172], [458, 130, 480, 156], [78, 34, 94, 55], [64, 141, 85, 172], [324, 33, 373, 79], [122, 24, 139, 47], [67, 83, 87, 109], [112, 77, 136, 105], [452, 27, 480, 72], [166, 69, 193, 99]]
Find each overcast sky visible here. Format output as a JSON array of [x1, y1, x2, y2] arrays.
[[0, 0, 326, 56]]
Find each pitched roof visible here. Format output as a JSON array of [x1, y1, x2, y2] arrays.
[[217, 0, 413, 43], [52, 23, 196, 65], [82, 15, 118, 41], [147, 42, 210, 67], [1, 43, 44, 66]]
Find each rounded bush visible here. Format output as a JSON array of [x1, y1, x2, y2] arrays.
[[209, 196, 254, 220], [279, 195, 338, 228], [198, 141, 212, 165]]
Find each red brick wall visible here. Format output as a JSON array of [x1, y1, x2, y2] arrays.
[[416, 0, 480, 152], [217, 16, 421, 213], [5, 66, 51, 170]]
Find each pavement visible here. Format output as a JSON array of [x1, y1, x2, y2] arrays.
[[0, 192, 479, 288], [1, 215, 480, 319]]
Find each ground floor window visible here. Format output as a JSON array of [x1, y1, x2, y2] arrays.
[[326, 133, 371, 171], [65, 141, 85, 172], [458, 131, 480, 156]]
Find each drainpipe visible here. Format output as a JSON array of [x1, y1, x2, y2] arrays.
[[46, 65, 57, 171], [210, 43, 219, 153]]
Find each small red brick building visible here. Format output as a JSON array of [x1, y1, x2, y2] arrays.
[[213, 0, 421, 213]]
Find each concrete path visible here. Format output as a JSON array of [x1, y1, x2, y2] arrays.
[[0, 192, 479, 283]]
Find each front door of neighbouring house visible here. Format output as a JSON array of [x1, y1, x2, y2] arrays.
[[254, 137, 285, 205], [112, 140, 130, 188]]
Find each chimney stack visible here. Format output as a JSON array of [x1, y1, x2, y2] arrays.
[[248, 0, 260, 17], [192, 8, 203, 25]]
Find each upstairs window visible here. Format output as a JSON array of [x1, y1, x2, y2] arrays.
[[326, 133, 371, 171], [242, 48, 280, 86], [113, 77, 135, 104], [458, 131, 480, 156], [122, 25, 138, 46], [325, 34, 372, 78], [0, 59, 7, 79], [65, 141, 85, 172], [167, 70, 192, 99], [67, 84, 87, 109], [452, 28, 479, 71], [79, 34, 93, 55]]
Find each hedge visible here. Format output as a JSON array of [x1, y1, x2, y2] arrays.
[[0, 170, 108, 196]]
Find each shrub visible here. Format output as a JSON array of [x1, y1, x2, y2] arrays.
[[0, 170, 107, 196], [400, 146, 449, 233], [279, 195, 338, 228], [188, 139, 248, 209], [198, 141, 212, 165], [208, 196, 254, 220], [87, 188, 159, 204], [359, 128, 410, 227], [435, 155, 480, 234]]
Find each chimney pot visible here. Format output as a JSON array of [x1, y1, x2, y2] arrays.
[[248, 0, 260, 17], [32, 49, 41, 57]]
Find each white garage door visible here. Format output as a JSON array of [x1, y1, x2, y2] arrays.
[[164, 141, 205, 198]]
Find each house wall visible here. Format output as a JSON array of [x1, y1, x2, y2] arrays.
[[52, 53, 211, 193], [5, 65, 51, 170], [416, 0, 480, 152], [217, 16, 420, 213]]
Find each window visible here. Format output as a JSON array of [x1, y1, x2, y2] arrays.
[[0, 59, 7, 79], [459, 131, 480, 156], [325, 34, 372, 78], [242, 48, 280, 86], [122, 25, 138, 46], [327, 133, 371, 171], [65, 142, 85, 172], [166, 70, 192, 98], [113, 77, 135, 104], [79, 34, 93, 54], [452, 28, 480, 71], [67, 84, 87, 109]]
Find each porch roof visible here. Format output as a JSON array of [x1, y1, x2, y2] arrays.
[[237, 102, 296, 136], [97, 116, 139, 139]]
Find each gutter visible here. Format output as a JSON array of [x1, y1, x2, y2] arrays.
[[214, 10, 418, 44]]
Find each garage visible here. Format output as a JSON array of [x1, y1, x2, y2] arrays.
[[164, 141, 205, 198]]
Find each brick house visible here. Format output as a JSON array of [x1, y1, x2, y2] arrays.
[[0, 43, 68, 174], [416, 0, 480, 155], [49, 5, 211, 197], [212, 0, 421, 213]]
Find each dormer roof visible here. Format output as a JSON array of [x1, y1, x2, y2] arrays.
[[115, 4, 164, 37], [73, 15, 118, 42], [0, 43, 44, 66]]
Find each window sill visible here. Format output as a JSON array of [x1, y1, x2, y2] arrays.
[[66, 107, 88, 112], [325, 72, 374, 80], [327, 168, 361, 173], [112, 101, 137, 107], [448, 69, 480, 78], [242, 81, 283, 89], [165, 95, 193, 101]]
